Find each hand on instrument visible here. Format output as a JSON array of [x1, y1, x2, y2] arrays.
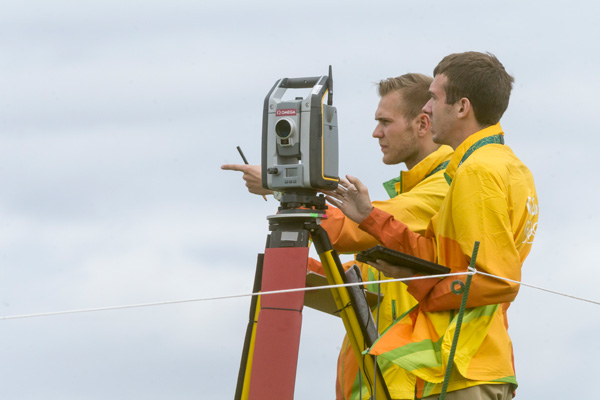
[[324, 175, 374, 224]]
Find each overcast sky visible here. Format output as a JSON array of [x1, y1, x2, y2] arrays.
[[1, 1, 599, 399]]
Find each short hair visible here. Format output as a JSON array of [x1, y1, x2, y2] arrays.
[[377, 73, 433, 121], [433, 51, 514, 126]]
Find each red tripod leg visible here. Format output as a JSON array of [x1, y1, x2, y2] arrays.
[[248, 246, 309, 400]]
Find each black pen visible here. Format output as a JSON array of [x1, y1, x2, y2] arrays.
[[237, 146, 267, 201]]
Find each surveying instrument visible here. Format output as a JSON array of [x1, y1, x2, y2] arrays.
[[234, 67, 392, 400]]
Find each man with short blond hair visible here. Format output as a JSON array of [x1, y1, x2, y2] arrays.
[[320, 74, 452, 399]]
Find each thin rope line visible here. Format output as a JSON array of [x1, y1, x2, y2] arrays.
[[0, 272, 468, 321], [477, 270, 600, 306], [1, 269, 598, 321]]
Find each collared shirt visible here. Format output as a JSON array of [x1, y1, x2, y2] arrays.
[[383, 157, 449, 198], [359, 123, 538, 396]]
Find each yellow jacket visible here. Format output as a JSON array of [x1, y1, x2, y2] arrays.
[[360, 124, 539, 396], [318, 145, 453, 399]]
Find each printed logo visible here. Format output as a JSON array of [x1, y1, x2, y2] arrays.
[[522, 196, 538, 245], [276, 109, 296, 116]]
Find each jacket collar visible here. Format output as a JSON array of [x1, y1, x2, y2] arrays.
[[382, 145, 453, 198], [444, 123, 504, 184]]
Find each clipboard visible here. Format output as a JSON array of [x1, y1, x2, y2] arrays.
[[304, 268, 382, 317]]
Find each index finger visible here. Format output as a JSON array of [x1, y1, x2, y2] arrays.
[[221, 164, 247, 172], [346, 175, 368, 193], [337, 177, 351, 189]]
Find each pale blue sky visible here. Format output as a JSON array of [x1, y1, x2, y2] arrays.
[[1, 1, 598, 398]]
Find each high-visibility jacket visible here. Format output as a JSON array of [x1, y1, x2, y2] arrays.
[[318, 145, 453, 400], [359, 124, 539, 397]]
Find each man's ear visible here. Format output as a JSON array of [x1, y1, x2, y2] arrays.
[[457, 97, 471, 119], [415, 113, 431, 137]]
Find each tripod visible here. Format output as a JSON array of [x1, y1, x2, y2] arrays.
[[234, 190, 391, 400]]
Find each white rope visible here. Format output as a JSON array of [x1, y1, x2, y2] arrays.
[[476, 270, 600, 306], [0, 272, 468, 321], [1, 268, 598, 321]]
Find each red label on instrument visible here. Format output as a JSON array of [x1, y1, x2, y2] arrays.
[[276, 109, 297, 116]]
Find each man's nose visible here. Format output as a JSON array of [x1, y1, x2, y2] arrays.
[[372, 125, 383, 138], [422, 99, 433, 114]]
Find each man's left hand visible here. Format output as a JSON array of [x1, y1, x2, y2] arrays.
[[368, 259, 416, 280], [324, 175, 374, 224]]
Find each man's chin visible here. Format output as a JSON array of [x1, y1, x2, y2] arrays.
[[382, 158, 400, 166]]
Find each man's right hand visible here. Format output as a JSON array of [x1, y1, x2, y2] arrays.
[[221, 164, 274, 196]]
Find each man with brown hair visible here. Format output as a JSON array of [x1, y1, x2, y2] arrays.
[[223, 73, 453, 399], [327, 52, 538, 399]]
